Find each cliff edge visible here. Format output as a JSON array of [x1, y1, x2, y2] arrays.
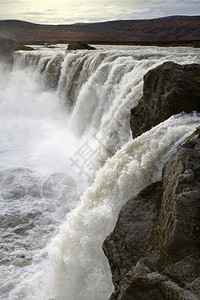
[[103, 62, 200, 299]]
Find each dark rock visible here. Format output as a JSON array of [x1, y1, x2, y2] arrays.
[[103, 181, 163, 287], [103, 127, 200, 299], [110, 268, 199, 300], [67, 42, 96, 50], [130, 62, 200, 138]]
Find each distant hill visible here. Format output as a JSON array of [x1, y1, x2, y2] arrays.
[[0, 16, 199, 43]]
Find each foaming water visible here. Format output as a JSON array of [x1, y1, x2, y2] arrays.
[[0, 45, 200, 299], [0, 58, 86, 300], [20, 113, 200, 300]]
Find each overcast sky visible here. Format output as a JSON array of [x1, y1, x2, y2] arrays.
[[0, 0, 199, 24]]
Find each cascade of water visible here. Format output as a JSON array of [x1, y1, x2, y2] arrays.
[[23, 113, 200, 300], [0, 45, 199, 300]]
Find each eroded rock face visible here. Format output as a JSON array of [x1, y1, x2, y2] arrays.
[[130, 62, 200, 138], [109, 268, 199, 300], [103, 181, 163, 288], [103, 127, 200, 299], [67, 42, 96, 50]]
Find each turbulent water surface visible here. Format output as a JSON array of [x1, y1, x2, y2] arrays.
[[0, 44, 200, 300]]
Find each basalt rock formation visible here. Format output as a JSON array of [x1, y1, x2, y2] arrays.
[[103, 127, 200, 299], [130, 62, 200, 138]]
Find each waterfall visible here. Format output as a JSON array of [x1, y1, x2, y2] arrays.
[[0, 44, 200, 300]]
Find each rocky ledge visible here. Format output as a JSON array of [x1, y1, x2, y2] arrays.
[[103, 62, 200, 299], [130, 62, 200, 138]]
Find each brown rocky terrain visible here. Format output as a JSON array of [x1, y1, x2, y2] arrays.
[[0, 16, 199, 44]]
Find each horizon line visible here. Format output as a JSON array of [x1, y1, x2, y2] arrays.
[[0, 14, 199, 26]]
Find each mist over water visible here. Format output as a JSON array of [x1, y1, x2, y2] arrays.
[[0, 45, 200, 300], [0, 52, 86, 300]]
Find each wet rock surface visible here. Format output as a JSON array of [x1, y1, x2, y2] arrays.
[[103, 127, 200, 299], [130, 62, 200, 138]]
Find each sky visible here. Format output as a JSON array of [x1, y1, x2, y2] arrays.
[[0, 0, 200, 25]]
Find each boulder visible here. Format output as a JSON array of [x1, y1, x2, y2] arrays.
[[67, 42, 95, 50], [103, 127, 200, 299], [130, 62, 200, 138]]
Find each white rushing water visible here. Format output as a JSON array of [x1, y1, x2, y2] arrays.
[[0, 45, 200, 300]]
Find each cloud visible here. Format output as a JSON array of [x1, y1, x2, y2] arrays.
[[0, 0, 199, 24], [25, 12, 42, 15]]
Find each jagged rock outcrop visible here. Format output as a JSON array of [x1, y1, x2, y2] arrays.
[[130, 62, 200, 138], [103, 127, 200, 299], [67, 42, 95, 50]]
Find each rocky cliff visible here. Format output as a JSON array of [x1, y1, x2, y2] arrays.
[[103, 62, 200, 299], [130, 62, 200, 138]]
